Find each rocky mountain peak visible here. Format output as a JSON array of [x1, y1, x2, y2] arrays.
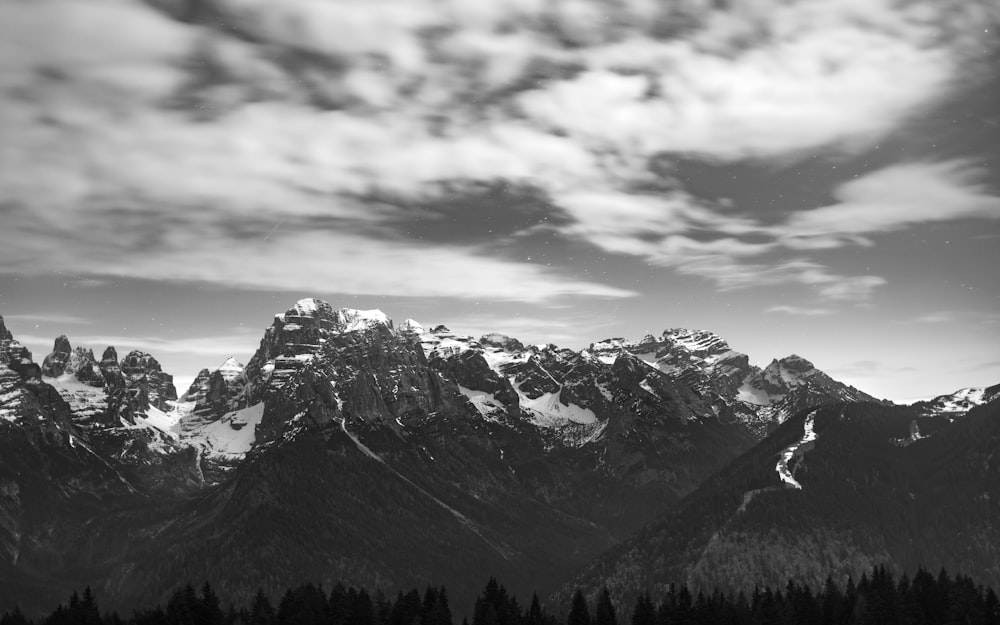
[[914, 383, 1000, 417], [0, 323, 37, 380], [41, 335, 72, 377], [119, 350, 177, 411], [280, 298, 392, 336], [761, 355, 819, 388], [286, 297, 334, 318], [480, 333, 525, 352], [331, 308, 392, 333], [101, 345, 118, 365], [661, 328, 732, 356], [219, 357, 245, 375], [40, 337, 104, 388], [397, 319, 424, 335], [120, 350, 162, 374], [0, 321, 71, 425], [182, 357, 248, 419], [776, 354, 816, 372]]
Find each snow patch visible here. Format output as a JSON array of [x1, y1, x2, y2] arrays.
[[775, 409, 818, 490], [190, 403, 266, 458], [397, 318, 424, 334], [334, 308, 391, 333], [458, 386, 507, 419], [481, 348, 529, 372], [920, 387, 988, 416], [133, 405, 182, 439], [737, 382, 772, 406], [292, 298, 321, 315], [513, 382, 597, 427]]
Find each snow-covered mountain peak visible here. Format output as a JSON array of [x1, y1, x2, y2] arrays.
[[330, 308, 392, 333], [480, 333, 526, 352], [219, 357, 244, 372], [280, 298, 392, 335], [762, 356, 816, 385], [661, 328, 732, 356], [776, 354, 817, 372], [397, 318, 424, 335], [419, 326, 477, 360], [914, 384, 999, 417], [586, 338, 635, 365], [289, 297, 331, 317], [40, 336, 104, 388], [217, 357, 246, 383]]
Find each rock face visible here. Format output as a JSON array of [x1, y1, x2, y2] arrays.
[[99, 346, 125, 389], [40, 335, 72, 377], [76, 348, 179, 425], [587, 331, 882, 434], [238, 299, 466, 444], [41, 336, 105, 387], [0, 317, 73, 427], [0, 317, 113, 576], [120, 350, 177, 411], [181, 357, 249, 417]]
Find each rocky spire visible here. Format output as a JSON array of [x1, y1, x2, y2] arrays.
[[0, 315, 11, 342], [41, 335, 73, 377], [100, 346, 125, 389]]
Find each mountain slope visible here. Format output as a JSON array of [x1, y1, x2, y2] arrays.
[[563, 393, 1000, 606]]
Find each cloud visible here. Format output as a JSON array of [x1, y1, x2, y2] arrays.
[[545, 159, 996, 301], [909, 311, 1000, 325], [781, 161, 1000, 248], [17, 332, 260, 359], [1, 0, 998, 306], [517, 36, 950, 161], [439, 313, 608, 347], [765, 306, 834, 316], [0, 313, 90, 326], [0, 201, 634, 302], [911, 311, 960, 324]]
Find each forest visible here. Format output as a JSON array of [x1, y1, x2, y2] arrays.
[[2, 565, 998, 625]]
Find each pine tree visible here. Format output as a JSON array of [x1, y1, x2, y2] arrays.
[[984, 587, 999, 625], [167, 585, 199, 625], [567, 591, 590, 625], [0, 606, 28, 625], [527, 595, 545, 625], [354, 589, 375, 625], [821, 576, 843, 625], [329, 584, 348, 625], [593, 590, 615, 625], [81, 587, 101, 625], [199, 583, 225, 625], [250, 590, 275, 625]]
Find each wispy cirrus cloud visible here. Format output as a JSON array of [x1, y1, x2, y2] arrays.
[[17, 332, 260, 359], [433, 314, 606, 347], [1, 313, 91, 326], [908, 311, 1000, 325], [765, 306, 834, 317]]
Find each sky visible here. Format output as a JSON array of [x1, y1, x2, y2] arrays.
[[0, 0, 998, 403]]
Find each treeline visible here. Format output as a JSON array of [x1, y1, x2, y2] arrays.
[[3, 566, 999, 625]]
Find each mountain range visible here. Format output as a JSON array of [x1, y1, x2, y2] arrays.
[[0, 299, 995, 615]]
